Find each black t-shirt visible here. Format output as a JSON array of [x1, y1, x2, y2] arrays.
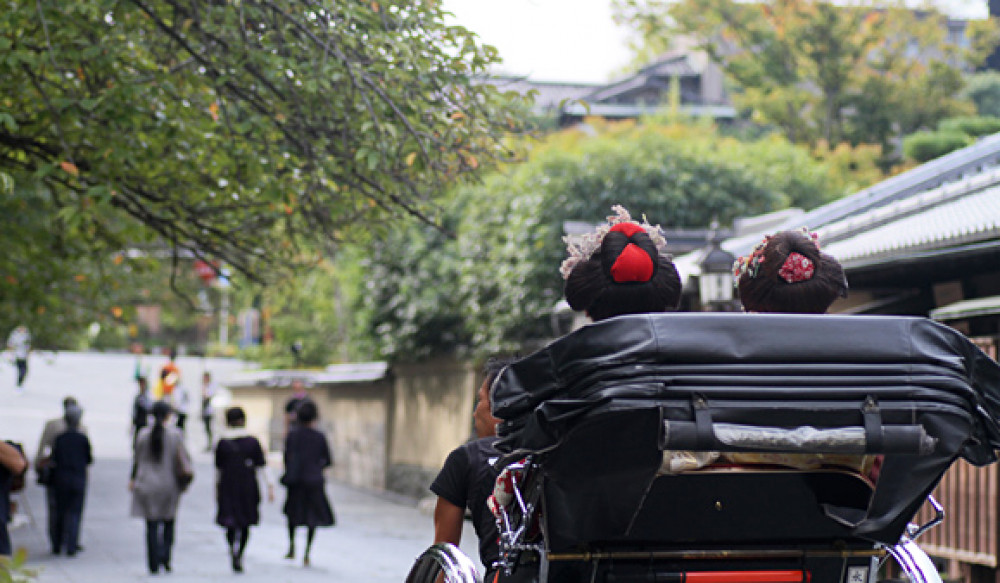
[[430, 436, 501, 571]]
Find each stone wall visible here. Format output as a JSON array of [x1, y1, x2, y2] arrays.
[[224, 359, 478, 498], [318, 382, 391, 491], [387, 359, 478, 498]]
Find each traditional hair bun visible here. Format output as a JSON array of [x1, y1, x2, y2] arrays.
[[563, 206, 681, 321], [735, 229, 847, 314]]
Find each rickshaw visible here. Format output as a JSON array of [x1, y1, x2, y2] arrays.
[[406, 313, 1000, 583]]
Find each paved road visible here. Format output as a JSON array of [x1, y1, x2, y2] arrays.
[[1, 351, 481, 582]]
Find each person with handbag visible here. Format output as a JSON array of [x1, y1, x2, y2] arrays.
[[49, 404, 92, 556], [35, 396, 87, 555], [129, 400, 192, 574]]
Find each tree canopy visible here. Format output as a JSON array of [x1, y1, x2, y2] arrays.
[[0, 0, 531, 342], [612, 0, 999, 152]]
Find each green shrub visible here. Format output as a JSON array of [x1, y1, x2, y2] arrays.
[[959, 72, 1000, 118], [937, 115, 1000, 137], [902, 131, 974, 163]]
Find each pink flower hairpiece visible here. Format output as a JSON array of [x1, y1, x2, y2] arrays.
[[560, 205, 669, 280]]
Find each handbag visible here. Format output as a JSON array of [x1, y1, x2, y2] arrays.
[[174, 445, 194, 491], [36, 463, 53, 487]]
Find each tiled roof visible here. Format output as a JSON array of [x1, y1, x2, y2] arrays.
[[766, 133, 1000, 243], [227, 362, 389, 387], [583, 56, 697, 103], [724, 134, 1000, 262], [822, 171, 1000, 267], [930, 294, 1000, 321], [487, 76, 599, 110]]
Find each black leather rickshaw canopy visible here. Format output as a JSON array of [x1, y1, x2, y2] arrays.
[[491, 313, 1000, 547]]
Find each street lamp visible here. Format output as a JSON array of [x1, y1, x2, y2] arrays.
[[698, 229, 736, 311]]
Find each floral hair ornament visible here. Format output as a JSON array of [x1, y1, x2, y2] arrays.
[[778, 253, 815, 283], [560, 205, 669, 280], [732, 235, 770, 281], [779, 227, 820, 283], [798, 226, 821, 247]]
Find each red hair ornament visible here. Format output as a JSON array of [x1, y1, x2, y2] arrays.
[[608, 223, 655, 283], [778, 252, 814, 283], [610, 242, 655, 282]]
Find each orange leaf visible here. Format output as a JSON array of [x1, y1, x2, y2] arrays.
[[111, 306, 123, 318], [405, 152, 417, 166], [209, 102, 219, 122], [371, 1, 379, 11], [74, 274, 86, 282], [37, 306, 45, 315], [60, 161, 79, 176]]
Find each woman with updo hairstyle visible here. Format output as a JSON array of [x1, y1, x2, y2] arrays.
[[562, 205, 682, 321], [734, 228, 847, 314]]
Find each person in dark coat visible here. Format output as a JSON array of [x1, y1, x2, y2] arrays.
[[281, 400, 334, 566], [215, 407, 273, 572], [132, 377, 152, 448], [50, 404, 92, 556]]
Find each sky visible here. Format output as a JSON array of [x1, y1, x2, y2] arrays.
[[441, 0, 991, 84]]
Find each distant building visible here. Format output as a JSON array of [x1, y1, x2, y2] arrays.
[[489, 51, 736, 127], [490, 9, 985, 128]]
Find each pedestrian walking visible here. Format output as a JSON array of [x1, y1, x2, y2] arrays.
[[201, 371, 218, 452], [159, 348, 180, 400], [50, 404, 92, 556], [282, 378, 310, 437], [215, 407, 274, 573], [131, 377, 152, 447], [131, 343, 151, 386], [35, 397, 88, 554], [0, 440, 27, 557], [129, 401, 191, 574], [6, 325, 30, 391], [280, 400, 335, 566], [173, 381, 191, 432]]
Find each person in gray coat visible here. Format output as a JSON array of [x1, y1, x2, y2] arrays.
[[129, 401, 190, 574]]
